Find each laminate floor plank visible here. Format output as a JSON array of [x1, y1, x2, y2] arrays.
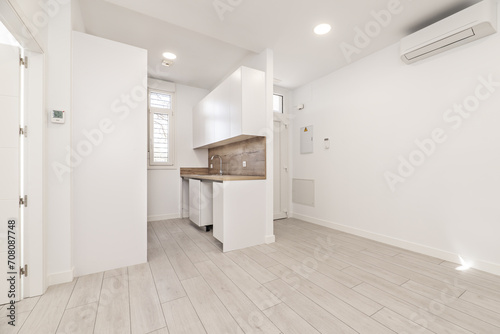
[[345, 249, 464, 296], [353, 282, 472, 334], [268, 264, 393, 334], [460, 290, 500, 314], [269, 241, 362, 288], [18, 280, 76, 334], [202, 248, 281, 311], [160, 234, 200, 281], [148, 328, 170, 334], [195, 260, 280, 334], [162, 297, 206, 334], [148, 224, 162, 250], [55, 302, 97, 334], [274, 222, 366, 254], [371, 307, 434, 334], [402, 280, 500, 328], [94, 275, 130, 334], [2, 296, 40, 314], [240, 247, 279, 268], [128, 263, 166, 334], [1, 311, 30, 334], [151, 221, 175, 245], [262, 303, 321, 334], [255, 244, 279, 254], [176, 225, 282, 312], [67, 273, 103, 309], [268, 251, 382, 316], [394, 253, 500, 294], [148, 227, 186, 303], [171, 231, 209, 264], [365, 250, 500, 301], [331, 232, 403, 257], [264, 278, 358, 334], [162, 220, 184, 234], [272, 238, 350, 271], [348, 266, 500, 333], [394, 248, 445, 265], [335, 251, 410, 285], [103, 267, 127, 279], [148, 245, 186, 303], [226, 251, 278, 284], [181, 276, 245, 334]]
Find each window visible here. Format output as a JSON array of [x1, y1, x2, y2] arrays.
[[273, 94, 283, 113], [149, 89, 175, 167]]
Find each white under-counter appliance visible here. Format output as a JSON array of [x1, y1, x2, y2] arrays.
[[188, 178, 213, 230]]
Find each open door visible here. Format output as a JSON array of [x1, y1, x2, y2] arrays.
[[0, 43, 22, 305], [273, 90, 289, 220]]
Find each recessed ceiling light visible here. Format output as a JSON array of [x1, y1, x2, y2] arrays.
[[162, 59, 174, 67], [314, 23, 331, 35], [162, 52, 177, 60]]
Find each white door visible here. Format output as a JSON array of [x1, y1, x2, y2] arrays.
[[273, 92, 289, 220], [0, 44, 21, 304]]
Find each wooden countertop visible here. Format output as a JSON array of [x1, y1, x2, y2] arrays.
[[181, 174, 266, 181]]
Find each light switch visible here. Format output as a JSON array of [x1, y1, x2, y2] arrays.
[[324, 138, 330, 149], [243, 161, 247, 168], [210, 164, 213, 169]]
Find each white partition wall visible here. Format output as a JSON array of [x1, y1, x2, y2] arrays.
[[72, 32, 147, 276]]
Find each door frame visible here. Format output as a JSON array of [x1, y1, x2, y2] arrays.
[[0, 43, 22, 305], [23, 50, 45, 297], [273, 86, 290, 220], [1, 0, 46, 297]]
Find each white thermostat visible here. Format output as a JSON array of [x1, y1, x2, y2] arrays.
[[51, 110, 65, 124]]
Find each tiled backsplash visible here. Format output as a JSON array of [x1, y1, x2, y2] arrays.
[[208, 137, 266, 176]]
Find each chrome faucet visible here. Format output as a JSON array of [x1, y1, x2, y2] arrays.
[[211, 155, 223, 175]]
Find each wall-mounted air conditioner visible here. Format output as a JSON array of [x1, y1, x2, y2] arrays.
[[400, 0, 497, 64]]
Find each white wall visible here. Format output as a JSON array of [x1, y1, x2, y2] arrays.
[[72, 31, 148, 277], [291, 11, 500, 274], [147, 81, 208, 221], [45, 2, 73, 285]]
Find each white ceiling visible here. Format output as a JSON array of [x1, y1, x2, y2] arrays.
[[78, 0, 482, 90]]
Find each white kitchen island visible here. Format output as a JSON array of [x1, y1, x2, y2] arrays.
[[181, 174, 267, 252]]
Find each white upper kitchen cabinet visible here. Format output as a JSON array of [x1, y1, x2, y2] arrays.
[[212, 82, 230, 143], [193, 66, 266, 149], [192, 103, 202, 148]]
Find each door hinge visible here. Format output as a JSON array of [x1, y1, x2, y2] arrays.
[[20, 56, 28, 69], [19, 195, 27, 207], [20, 126, 27, 137], [20, 265, 28, 277]]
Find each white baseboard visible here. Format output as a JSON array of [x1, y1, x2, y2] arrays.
[[265, 235, 276, 244], [291, 212, 500, 276], [147, 213, 180, 222], [48, 267, 74, 286]]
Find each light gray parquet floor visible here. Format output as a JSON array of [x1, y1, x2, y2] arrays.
[[2, 218, 500, 334]]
